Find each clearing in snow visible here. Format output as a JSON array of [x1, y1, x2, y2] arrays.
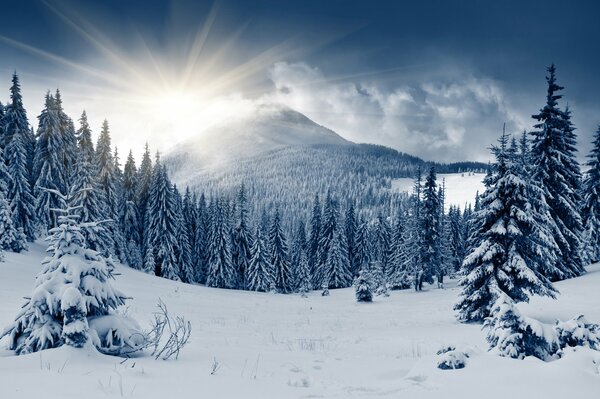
[[1, 243, 599, 398], [392, 172, 486, 210]]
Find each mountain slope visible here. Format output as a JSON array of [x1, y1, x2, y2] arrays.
[[166, 103, 351, 183], [164, 102, 486, 223]]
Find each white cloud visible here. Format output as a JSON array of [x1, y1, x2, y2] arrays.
[[262, 62, 529, 162]]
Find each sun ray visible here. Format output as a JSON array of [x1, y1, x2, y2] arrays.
[[181, 2, 219, 89], [42, 0, 156, 89]]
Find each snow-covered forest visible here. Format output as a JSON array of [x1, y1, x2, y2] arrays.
[[1, 63, 600, 397], [0, 72, 486, 293]]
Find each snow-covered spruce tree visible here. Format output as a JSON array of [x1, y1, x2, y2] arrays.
[[1, 73, 32, 154], [143, 242, 156, 274], [136, 142, 153, 255], [0, 100, 4, 141], [54, 90, 78, 187], [317, 192, 352, 289], [182, 188, 199, 280], [308, 193, 322, 286], [371, 214, 391, 293], [194, 193, 209, 283], [325, 228, 352, 288], [72, 111, 114, 257], [0, 189, 17, 250], [405, 167, 424, 290], [446, 206, 462, 273], [454, 130, 558, 323], [315, 191, 336, 285], [438, 179, 453, 286], [0, 189, 143, 355], [581, 125, 600, 264], [513, 133, 564, 280], [232, 183, 254, 289], [269, 208, 293, 293], [119, 150, 142, 268], [96, 120, 127, 262], [173, 186, 193, 282], [354, 267, 374, 303], [484, 294, 559, 360], [421, 166, 441, 286], [353, 217, 371, 273], [0, 146, 11, 194], [146, 161, 180, 280], [246, 226, 274, 292], [96, 120, 119, 219], [529, 64, 584, 280], [0, 145, 16, 252], [34, 93, 65, 229], [344, 203, 358, 277], [206, 197, 236, 288], [387, 211, 411, 290], [5, 123, 37, 241], [295, 243, 311, 296]]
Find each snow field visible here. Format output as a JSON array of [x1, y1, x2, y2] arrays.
[[393, 172, 486, 210], [1, 244, 599, 398]]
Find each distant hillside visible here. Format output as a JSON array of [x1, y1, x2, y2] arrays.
[[166, 103, 351, 184], [170, 143, 485, 226], [164, 103, 485, 223]]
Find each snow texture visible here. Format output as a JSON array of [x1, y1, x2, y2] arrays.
[[1, 245, 600, 398]]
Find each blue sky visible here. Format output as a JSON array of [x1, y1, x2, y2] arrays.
[[0, 0, 598, 162]]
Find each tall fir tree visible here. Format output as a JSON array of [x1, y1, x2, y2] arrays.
[[325, 228, 352, 288], [291, 221, 311, 294], [119, 150, 142, 268], [1, 73, 33, 158], [353, 217, 371, 274], [6, 123, 36, 240], [146, 162, 180, 280], [344, 203, 358, 277], [581, 125, 600, 264], [136, 142, 153, 255], [173, 186, 193, 282], [315, 192, 351, 288], [247, 226, 274, 292], [408, 167, 424, 290], [308, 193, 322, 285], [455, 130, 558, 322], [0, 189, 17, 250], [96, 120, 119, 219], [33, 93, 64, 229], [206, 197, 236, 288], [421, 166, 441, 286], [447, 205, 466, 273], [387, 210, 411, 289], [181, 188, 199, 280], [194, 193, 209, 283], [269, 208, 293, 293], [95, 120, 127, 261], [72, 112, 114, 256], [54, 89, 77, 187], [232, 183, 253, 289], [529, 64, 584, 280]]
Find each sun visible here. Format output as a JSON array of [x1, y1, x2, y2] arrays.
[[0, 1, 316, 151]]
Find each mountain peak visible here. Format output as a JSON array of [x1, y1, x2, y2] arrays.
[[165, 102, 351, 182]]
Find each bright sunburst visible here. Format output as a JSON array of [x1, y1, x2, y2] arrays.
[[0, 1, 313, 152]]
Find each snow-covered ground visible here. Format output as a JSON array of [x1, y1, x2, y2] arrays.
[[1, 244, 600, 398], [392, 173, 486, 210]]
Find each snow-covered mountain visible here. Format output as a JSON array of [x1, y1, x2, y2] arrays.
[[165, 103, 351, 183], [164, 102, 485, 217]]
